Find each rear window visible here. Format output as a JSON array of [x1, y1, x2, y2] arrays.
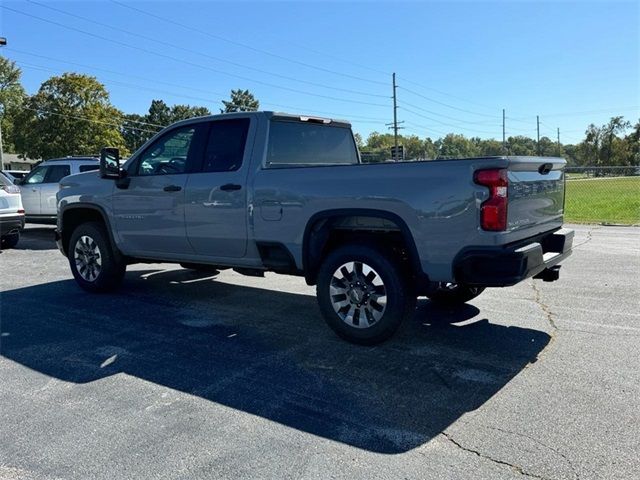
[[266, 121, 358, 168], [79, 164, 99, 172], [45, 165, 71, 183], [0, 172, 12, 186]]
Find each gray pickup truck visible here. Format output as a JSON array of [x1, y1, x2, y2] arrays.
[[56, 111, 573, 344]]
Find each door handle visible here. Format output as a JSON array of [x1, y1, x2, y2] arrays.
[[220, 183, 241, 191], [163, 185, 182, 192]]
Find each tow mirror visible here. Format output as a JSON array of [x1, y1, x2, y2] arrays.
[[100, 147, 121, 179]]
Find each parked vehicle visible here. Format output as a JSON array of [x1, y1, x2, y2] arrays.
[[1, 170, 28, 183], [0, 172, 25, 249], [55, 112, 573, 344], [16, 157, 99, 222]]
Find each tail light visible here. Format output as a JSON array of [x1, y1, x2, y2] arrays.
[[18, 209, 25, 214], [1, 184, 21, 194], [474, 168, 508, 231]]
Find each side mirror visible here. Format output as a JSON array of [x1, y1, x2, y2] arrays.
[[14, 178, 24, 186], [100, 147, 121, 179]]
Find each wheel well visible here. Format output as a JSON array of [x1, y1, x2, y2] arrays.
[[60, 208, 106, 255], [303, 213, 423, 285]]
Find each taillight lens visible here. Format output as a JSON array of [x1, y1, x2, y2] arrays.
[[1, 185, 21, 194], [474, 168, 508, 231]]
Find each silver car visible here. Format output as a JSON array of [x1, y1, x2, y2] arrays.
[[17, 157, 99, 222]]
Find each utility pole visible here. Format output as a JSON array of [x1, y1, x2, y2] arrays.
[[557, 127, 561, 156], [502, 109, 506, 153], [385, 72, 404, 160], [536, 115, 541, 155], [0, 37, 6, 170], [392, 72, 398, 160]]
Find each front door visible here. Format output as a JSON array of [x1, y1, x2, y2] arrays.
[[185, 118, 253, 258], [20, 165, 48, 216], [113, 124, 206, 256]]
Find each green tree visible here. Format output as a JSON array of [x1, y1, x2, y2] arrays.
[[146, 99, 171, 128], [121, 113, 154, 154], [353, 132, 364, 148], [0, 56, 26, 153], [601, 116, 631, 165], [169, 104, 211, 123], [623, 120, 640, 165], [221, 89, 259, 113], [13, 73, 126, 159], [474, 138, 503, 156], [436, 134, 481, 158], [506, 136, 536, 156]]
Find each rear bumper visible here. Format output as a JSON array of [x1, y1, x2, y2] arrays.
[[454, 228, 574, 287], [0, 214, 25, 236]]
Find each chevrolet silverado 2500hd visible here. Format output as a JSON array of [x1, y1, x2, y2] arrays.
[[56, 111, 573, 344]]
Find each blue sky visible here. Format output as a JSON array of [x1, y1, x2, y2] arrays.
[[2, 0, 639, 144]]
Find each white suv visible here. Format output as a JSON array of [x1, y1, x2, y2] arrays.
[[0, 172, 25, 249], [17, 157, 99, 222]]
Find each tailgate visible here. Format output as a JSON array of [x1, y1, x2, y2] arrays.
[[507, 157, 565, 232]]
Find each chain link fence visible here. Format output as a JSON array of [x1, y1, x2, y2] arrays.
[[564, 166, 640, 225]]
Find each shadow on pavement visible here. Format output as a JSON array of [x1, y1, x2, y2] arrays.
[[14, 226, 58, 251], [0, 268, 550, 454]]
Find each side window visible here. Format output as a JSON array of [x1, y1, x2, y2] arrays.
[[79, 164, 99, 173], [137, 126, 196, 176], [25, 166, 49, 184], [202, 119, 250, 172], [266, 121, 358, 168], [45, 165, 71, 183]]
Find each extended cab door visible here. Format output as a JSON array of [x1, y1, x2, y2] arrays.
[[184, 118, 253, 258], [40, 164, 71, 215], [113, 124, 206, 256]]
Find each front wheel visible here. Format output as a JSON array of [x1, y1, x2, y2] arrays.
[[425, 282, 485, 305], [69, 222, 126, 293], [316, 244, 414, 345]]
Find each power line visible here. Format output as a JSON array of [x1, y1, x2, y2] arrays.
[[398, 86, 500, 118], [510, 107, 639, 120], [14, 59, 389, 125], [2, 5, 390, 108], [19, 106, 160, 134], [25, 0, 389, 100], [107, 0, 389, 87], [396, 99, 504, 125], [396, 76, 496, 111], [399, 105, 501, 135]]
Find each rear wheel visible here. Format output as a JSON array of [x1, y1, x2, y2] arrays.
[[426, 282, 485, 305], [316, 244, 414, 345], [1, 232, 20, 249], [69, 222, 125, 293]]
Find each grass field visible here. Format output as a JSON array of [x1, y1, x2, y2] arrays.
[[564, 176, 640, 224]]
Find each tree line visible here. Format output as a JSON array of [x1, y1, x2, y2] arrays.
[[0, 56, 637, 166], [358, 117, 639, 166]]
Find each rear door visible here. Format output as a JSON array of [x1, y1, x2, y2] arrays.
[[184, 118, 253, 258], [507, 157, 566, 232], [113, 124, 206, 256], [19, 165, 49, 216], [40, 164, 71, 215]]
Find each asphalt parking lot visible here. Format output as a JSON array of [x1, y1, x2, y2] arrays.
[[0, 224, 638, 480]]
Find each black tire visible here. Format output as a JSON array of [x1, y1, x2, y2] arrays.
[[68, 221, 126, 293], [1, 232, 20, 249], [426, 283, 485, 305], [316, 243, 414, 345]]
